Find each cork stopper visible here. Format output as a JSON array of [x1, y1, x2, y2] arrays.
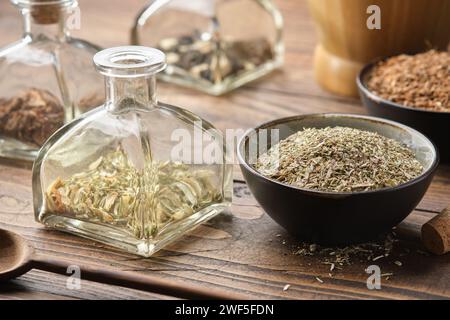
[[11, 0, 75, 25], [421, 206, 450, 255]]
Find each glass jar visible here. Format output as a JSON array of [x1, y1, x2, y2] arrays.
[[131, 0, 284, 95], [0, 0, 104, 161], [32, 46, 233, 257]]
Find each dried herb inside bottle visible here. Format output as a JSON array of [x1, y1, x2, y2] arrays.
[[45, 147, 223, 239], [159, 32, 274, 84], [0, 88, 64, 146]]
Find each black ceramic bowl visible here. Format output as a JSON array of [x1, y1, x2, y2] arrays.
[[357, 61, 450, 163], [237, 114, 439, 245]]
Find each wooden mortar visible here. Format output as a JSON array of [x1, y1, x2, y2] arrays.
[[307, 0, 450, 96]]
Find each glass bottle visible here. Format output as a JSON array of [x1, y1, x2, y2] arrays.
[[131, 0, 284, 95], [33, 46, 233, 257], [0, 0, 103, 161]]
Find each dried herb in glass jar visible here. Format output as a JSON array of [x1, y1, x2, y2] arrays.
[[34, 46, 232, 257], [160, 33, 274, 85], [0, 88, 64, 146], [131, 0, 284, 95], [0, 0, 103, 160], [45, 147, 223, 239]]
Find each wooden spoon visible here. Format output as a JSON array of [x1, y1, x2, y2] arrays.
[[0, 228, 244, 299]]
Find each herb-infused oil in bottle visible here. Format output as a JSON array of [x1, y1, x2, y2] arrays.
[[33, 46, 232, 257]]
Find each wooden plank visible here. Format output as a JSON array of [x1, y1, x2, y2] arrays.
[[158, 85, 364, 133], [0, 0, 449, 300], [0, 164, 448, 299], [0, 270, 176, 300]]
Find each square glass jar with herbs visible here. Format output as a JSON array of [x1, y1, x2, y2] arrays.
[[0, 0, 104, 161], [131, 0, 284, 95], [32, 46, 233, 257]]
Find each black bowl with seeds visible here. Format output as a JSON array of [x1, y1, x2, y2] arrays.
[[357, 50, 450, 163], [237, 114, 439, 245]]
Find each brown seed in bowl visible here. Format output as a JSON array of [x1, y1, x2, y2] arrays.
[[367, 50, 450, 112]]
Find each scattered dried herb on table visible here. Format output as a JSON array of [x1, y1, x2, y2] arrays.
[[45, 147, 222, 239], [291, 231, 416, 281], [255, 127, 423, 192], [367, 50, 450, 112], [0, 88, 64, 146], [293, 233, 396, 268]]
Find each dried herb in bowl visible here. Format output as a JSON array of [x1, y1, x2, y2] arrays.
[[366, 50, 450, 112], [255, 127, 423, 193]]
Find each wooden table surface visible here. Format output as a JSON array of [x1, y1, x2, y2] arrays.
[[0, 0, 449, 300]]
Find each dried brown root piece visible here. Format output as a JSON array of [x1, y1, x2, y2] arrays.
[[0, 88, 65, 146]]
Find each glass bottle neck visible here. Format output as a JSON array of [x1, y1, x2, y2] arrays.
[[21, 7, 70, 41], [105, 76, 158, 113]]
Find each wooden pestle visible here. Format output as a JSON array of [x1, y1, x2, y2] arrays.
[[421, 206, 450, 255]]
